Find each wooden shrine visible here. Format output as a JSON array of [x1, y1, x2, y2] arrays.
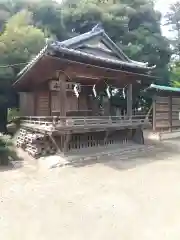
[[147, 84, 180, 132], [13, 24, 156, 157]]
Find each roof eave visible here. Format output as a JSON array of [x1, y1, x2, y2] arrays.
[[50, 45, 155, 71], [146, 84, 180, 93], [16, 45, 48, 80]]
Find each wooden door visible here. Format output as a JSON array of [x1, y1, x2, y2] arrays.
[[36, 92, 50, 116]]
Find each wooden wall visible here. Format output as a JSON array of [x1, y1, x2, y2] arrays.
[[19, 91, 50, 116], [19, 77, 101, 117], [36, 92, 50, 116], [66, 92, 78, 112], [19, 92, 35, 116], [78, 94, 87, 111], [172, 97, 180, 128], [50, 91, 89, 115], [51, 92, 60, 113], [87, 95, 99, 116], [153, 95, 180, 131]]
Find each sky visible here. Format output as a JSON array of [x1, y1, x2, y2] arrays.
[[155, 0, 178, 37], [155, 0, 177, 13]]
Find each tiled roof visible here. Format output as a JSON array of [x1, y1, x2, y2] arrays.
[[50, 42, 153, 70], [16, 24, 156, 81]]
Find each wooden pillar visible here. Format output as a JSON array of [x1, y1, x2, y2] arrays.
[[58, 73, 67, 116], [169, 95, 172, 132], [48, 91, 51, 116], [33, 92, 37, 116], [63, 133, 71, 153], [127, 84, 132, 118], [91, 96, 99, 116], [152, 96, 156, 131], [102, 96, 110, 116]]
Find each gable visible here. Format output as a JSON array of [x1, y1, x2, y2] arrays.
[[77, 39, 112, 52], [70, 34, 125, 61], [92, 41, 111, 52], [61, 25, 129, 62], [78, 45, 120, 61]]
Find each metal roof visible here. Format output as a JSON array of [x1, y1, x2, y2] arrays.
[[149, 84, 180, 93]]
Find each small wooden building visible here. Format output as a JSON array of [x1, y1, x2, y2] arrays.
[[147, 84, 180, 132], [13, 25, 156, 157]]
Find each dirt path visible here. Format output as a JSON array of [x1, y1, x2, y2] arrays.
[[1, 141, 180, 240]]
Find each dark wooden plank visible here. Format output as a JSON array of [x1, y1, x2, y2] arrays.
[[156, 105, 170, 112], [172, 97, 180, 104], [34, 91, 37, 116], [155, 96, 169, 102], [36, 92, 49, 116], [58, 73, 67, 117], [169, 95, 172, 132], [153, 98, 156, 131], [127, 84, 132, 118], [172, 120, 180, 127]]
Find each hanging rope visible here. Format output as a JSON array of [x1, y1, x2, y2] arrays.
[[0, 62, 28, 68]]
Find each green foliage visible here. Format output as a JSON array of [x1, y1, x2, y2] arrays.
[[0, 0, 67, 40], [62, 0, 171, 82], [170, 62, 180, 87], [0, 10, 45, 67], [165, 1, 180, 58], [0, 9, 45, 93], [30, 0, 67, 40], [166, 2, 180, 86], [0, 9, 45, 131], [7, 108, 20, 122]]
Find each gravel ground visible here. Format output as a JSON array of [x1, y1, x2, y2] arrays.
[[1, 141, 180, 240]]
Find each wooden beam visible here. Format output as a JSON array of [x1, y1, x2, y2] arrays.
[[127, 84, 132, 118], [51, 56, 155, 80], [33, 91, 37, 116], [169, 95, 172, 132], [152, 97, 156, 131], [58, 73, 67, 117], [49, 91, 52, 116], [63, 133, 71, 153], [66, 66, 139, 85], [15, 55, 155, 90]]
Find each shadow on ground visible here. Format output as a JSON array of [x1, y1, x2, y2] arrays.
[[67, 139, 180, 171]]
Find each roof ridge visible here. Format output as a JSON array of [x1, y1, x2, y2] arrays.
[[15, 24, 155, 82]]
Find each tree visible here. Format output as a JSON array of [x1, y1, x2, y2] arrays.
[[165, 2, 180, 59], [170, 61, 180, 87], [0, 10, 45, 65], [62, 0, 171, 84], [29, 0, 67, 40], [0, 0, 67, 41], [0, 10, 45, 131]]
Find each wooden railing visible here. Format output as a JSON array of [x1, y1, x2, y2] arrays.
[[21, 115, 150, 131]]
